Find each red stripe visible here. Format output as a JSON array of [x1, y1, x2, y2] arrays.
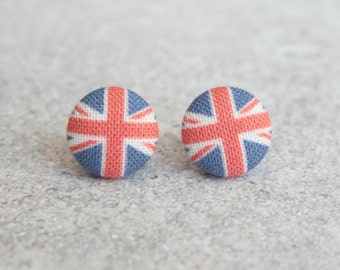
[[144, 142, 156, 151], [258, 133, 272, 140], [67, 117, 158, 138], [235, 112, 271, 133], [131, 107, 153, 120], [191, 144, 215, 162], [104, 87, 127, 178], [212, 87, 245, 177], [184, 116, 200, 124], [239, 99, 259, 114], [70, 140, 98, 152], [74, 105, 89, 116]]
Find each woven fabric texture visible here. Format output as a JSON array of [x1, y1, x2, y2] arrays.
[[67, 86, 159, 179], [182, 86, 272, 178]]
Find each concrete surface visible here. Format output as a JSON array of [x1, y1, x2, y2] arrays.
[[1, 0, 340, 269]]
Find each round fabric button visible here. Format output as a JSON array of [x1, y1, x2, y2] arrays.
[[182, 86, 272, 178], [67, 86, 159, 179]]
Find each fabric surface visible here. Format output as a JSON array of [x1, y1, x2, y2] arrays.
[[182, 86, 272, 177], [67, 86, 159, 178], [1, 0, 340, 269]]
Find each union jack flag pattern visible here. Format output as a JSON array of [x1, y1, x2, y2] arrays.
[[67, 86, 159, 179], [182, 86, 272, 178]]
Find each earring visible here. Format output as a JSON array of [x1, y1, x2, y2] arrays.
[[181, 86, 272, 178], [67, 86, 159, 179]]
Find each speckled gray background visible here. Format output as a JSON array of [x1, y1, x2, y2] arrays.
[[1, 0, 340, 269]]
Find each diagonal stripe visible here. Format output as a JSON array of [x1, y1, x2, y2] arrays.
[[191, 144, 215, 162], [239, 98, 259, 114], [183, 116, 200, 124], [75, 105, 89, 116], [258, 132, 272, 140], [70, 140, 98, 152], [131, 107, 153, 120], [144, 142, 156, 151]]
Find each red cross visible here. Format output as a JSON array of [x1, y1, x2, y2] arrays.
[[182, 87, 271, 177], [67, 87, 159, 178]]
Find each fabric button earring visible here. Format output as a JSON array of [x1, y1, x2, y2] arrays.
[[67, 86, 159, 179], [181, 86, 272, 178]]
